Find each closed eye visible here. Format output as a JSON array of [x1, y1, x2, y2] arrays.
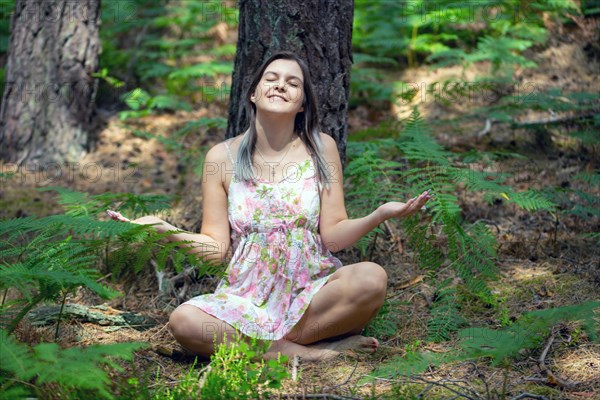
[[265, 78, 300, 87]]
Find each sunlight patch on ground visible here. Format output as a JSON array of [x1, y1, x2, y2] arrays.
[[554, 344, 600, 392], [504, 262, 555, 282]]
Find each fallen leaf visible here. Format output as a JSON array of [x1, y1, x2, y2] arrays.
[[395, 275, 425, 290]]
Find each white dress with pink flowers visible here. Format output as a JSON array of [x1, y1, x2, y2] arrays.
[[182, 138, 343, 341]]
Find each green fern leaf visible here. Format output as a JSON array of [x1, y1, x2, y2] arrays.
[[0, 329, 147, 398]]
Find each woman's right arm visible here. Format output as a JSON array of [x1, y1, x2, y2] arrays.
[[109, 143, 231, 264]]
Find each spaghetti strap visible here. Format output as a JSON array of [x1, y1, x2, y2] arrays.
[[224, 138, 235, 165]]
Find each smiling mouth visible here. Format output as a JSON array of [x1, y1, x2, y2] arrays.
[[269, 95, 287, 101]]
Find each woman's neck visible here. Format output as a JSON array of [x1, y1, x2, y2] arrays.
[[254, 113, 297, 152]]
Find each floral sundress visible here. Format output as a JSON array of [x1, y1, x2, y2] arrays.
[[182, 138, 343, 341]]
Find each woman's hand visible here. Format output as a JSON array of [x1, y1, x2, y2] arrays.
[[106, 210, 166, 230], [105, 210, 224, 260], [377, 189, 432, 222], [106, 210, 161, 225], [106, 209, 131, 222]]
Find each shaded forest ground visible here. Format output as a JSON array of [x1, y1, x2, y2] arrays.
[[1, 15, 599, 400]]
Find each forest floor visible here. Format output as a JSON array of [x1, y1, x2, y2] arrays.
[[2, 17, 599, 400]]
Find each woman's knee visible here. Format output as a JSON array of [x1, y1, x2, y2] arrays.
[[348, 262, 387, 306], [169, 305, 217, 343], [168, 305, 195, 339]]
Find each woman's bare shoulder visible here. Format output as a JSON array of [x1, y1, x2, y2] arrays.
[[318, 131, 336, 143], [318, 132, 338, 156], [204, 142, 227, 163], [205, 135, 244, 163]]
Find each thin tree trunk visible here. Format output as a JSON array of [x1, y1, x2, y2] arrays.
[[0, 0, 101, 166], [226, 0, 353, 167]]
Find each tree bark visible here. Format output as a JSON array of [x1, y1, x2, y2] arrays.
[[226, 0, 354, 167], [0, 0, 101, 166]]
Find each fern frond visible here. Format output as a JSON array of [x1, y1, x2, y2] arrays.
[[0, 329, 147, 398], [0, 216, 42, 239], [397, 108, 451, 166], [148, 94, 192, 111], [36, 186, 91, 216], [175, 117, 228, 135], [401, 215, 445, 271], [168, 61, 232, 79], [467, 36, 537, 72], [1, 215, 152, 247], [428, 302, 466, 343], [505, 189, 557, 212], [0, 238, 117, 300], [459, 301, 600, 365], [360, 350, 441, 381], [573, 171, 600, 188], [37, 187, 174, 220], [450, 167, 512, 199], [364, 301, 600, 382], [427, 278, 468, 342]]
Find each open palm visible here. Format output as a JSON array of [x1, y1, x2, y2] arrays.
[[378, 190, 432, 221]]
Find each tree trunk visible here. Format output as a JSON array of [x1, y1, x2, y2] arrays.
[[0, 0, 101, 166], [226, 0, 354, 167]]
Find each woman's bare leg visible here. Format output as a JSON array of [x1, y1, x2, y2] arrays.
[[169, 261, 387, 361], [168, 305, 338, 361], [168, 305, 238, 357], [283, 262, 387, 348]]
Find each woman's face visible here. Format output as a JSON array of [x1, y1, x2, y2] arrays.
[[250, 59, 305, 116]]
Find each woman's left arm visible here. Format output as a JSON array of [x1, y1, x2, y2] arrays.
[[318, 133, 431, 252]]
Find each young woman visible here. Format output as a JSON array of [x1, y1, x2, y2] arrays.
[[107, 51, 431, 361]]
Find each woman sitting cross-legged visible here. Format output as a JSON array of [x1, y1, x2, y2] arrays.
[[107, 51, 431, 361]]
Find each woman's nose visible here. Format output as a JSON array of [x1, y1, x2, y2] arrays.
[[274, 81, 285, 91]]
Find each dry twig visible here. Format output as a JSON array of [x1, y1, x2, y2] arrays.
[[531, 331, 581, 390], [291, 355, 300, 382], [510, 393, 549, 400], [408, 375, 482, 400], [323, 361, 359, 391]]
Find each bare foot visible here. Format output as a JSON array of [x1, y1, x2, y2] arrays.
[[264, 339, 339, 362], [310, 335, 379, 354]]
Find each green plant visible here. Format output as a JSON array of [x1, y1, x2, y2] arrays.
[[349, 62, 397, 108], [344, 140, 407, 258], [351, 0, 583, 108], [345, 108, 558, 341], [143, 335, 289, 399], [427, 278, 468, 342], [37, 186, 174, 219], [119, 88, 193, 120], [382, 382, 422, 400], [93, 68, 126, 89], [0, 221, 121, 333], [0, 188, 224, 332], [146, 358, 205, 400], [98, 0, 237, 115], [363, 298, 411, 340], [0, 329, 147, 399], [353, 0, 579, 67], [542, 169, 600, 243], [199, 333, 289, 399], [360, 301, 599, 383], [428, 35, 538, 82]]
